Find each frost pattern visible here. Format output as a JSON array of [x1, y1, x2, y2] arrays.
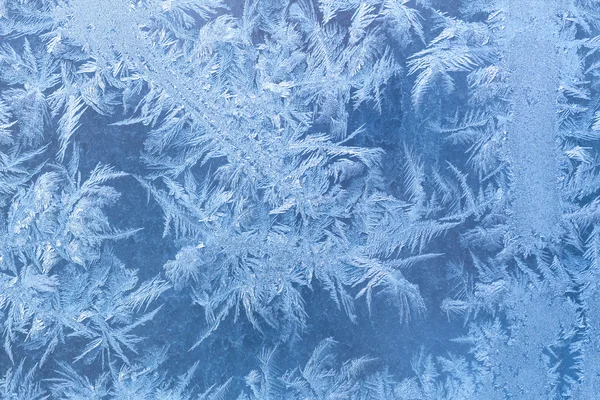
[[0, 0, 599, 398]]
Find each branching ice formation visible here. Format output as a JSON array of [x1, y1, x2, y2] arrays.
[[0, 0, 599, 398]]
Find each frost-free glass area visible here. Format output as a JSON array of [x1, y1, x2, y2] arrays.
[[1, 0, 599, 398]]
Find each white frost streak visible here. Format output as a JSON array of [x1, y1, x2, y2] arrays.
[[503, 0, 564, 239]]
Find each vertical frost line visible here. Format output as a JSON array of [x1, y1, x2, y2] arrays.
[[503, 0, 563, 239]]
